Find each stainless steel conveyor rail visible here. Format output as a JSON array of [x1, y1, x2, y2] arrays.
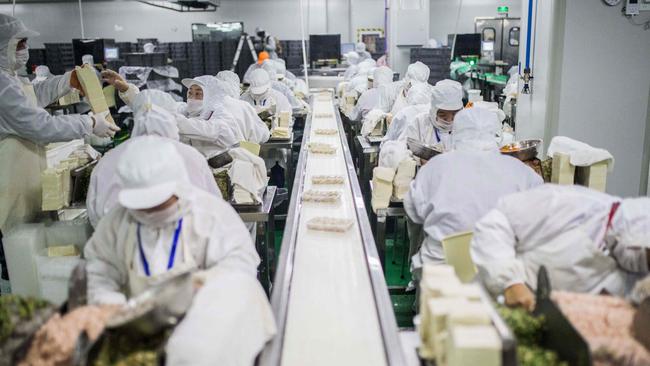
[[259, 91, 405, 366]]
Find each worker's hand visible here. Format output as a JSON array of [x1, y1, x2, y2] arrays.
[[90, 111, 120, 138], [101, 69, 129, 93], [69, 70, 85, 96], [504, 283, 536, 312]]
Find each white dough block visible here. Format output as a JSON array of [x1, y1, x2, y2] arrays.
[[272, 126, 291, 139], [75, 64, 115, 124], [447, 325, 501, 366], [311, 175, 345, 185], [371, 167, 395, 213], [41, 168, 66, 211], [420, 297, 468, 361], [314, 128, 338, 136], [308, 142, 337, 154], [279, 111, 291, 128], [393, 157, 417, 200], [301, 190, 341, 203], [551, 152, 574, 185], [306, 217, 354, 233]]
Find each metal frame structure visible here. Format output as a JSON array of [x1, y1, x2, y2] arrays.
[[137, 0, 219, 12], [259, 94, 405, 365]]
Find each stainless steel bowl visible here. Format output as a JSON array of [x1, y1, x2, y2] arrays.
[[500, 139, 542, 161], [407, 138, 443, 160]]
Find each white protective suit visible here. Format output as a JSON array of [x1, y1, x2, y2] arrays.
[[404, 108, 543, 276], [86, 92, 220, 227], [343, 52, 360, 81], [404, 79, 463, 150], [261, 60, 301, 109], [471, 184, 650, 298], [166, 268, 276, 366], [202, 77, 270, 145], [383, 82, 432, 144], [0, 15, 95, 232], [355, 42, 372, 61], [377, 61, 430, 116], [348, 66, 393, 122], [241, 69, 292, 120], [85, 138, 259, 305]]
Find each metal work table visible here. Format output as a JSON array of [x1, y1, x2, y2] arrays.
[[234, 186, 277, 294], [260, 93, 405, 366], [354, 135, 380, 212], [261, 134, 295, 192]]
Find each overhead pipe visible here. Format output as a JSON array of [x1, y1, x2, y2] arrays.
[[299, 0, 309, 89], [78, 0, 85, 38]]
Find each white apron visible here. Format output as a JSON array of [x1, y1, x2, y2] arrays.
[[0, 82, 45, 232], [124, 219, 198, 298]]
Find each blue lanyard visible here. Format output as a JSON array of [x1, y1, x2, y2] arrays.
[[434, 127, 441, 143], [136, 218, 183, 277]]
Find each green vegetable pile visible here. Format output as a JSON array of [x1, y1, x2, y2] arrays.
[[0, 295, 50, 344], [92, 329, 170, 366], [497, 306, 568, 366]]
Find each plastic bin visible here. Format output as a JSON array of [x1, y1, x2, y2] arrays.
[[2, 219, 92, 302]]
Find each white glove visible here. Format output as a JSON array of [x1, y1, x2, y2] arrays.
[[90, 111, 120, 138]]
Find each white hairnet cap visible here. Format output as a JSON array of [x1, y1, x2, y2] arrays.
[[406, 82, 432, 105], [433, 79, 464, 111], [351, 76, 368, 94], [261, 60, 277, 80], [345, 52, 360, 65], [181, 75, 211, 90], [131, 90, 179, 140], [216, 70, 240, 85], [373, 66, 393, 88], [452, 107, 500, 152], [132, 89, 177, 115], [82, 54, 94, 65], [0, 14, 39, 44], [201, 76, 230, 116], [473, 101, 506, 123], [117, 136, 189, 210], [378, 140, 409, 170], [143, 43, 156, 53], [249, 68, 271, 95], [34, 65, 50, 80], [273, 59, 286, 79], [355, 42, 367, 53], [405, 61, 430, 84], [613, 198, 650, 248]]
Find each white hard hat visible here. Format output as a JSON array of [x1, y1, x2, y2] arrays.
[[452, 107, 500, 151], [249, 68, 271, 95], [433, 79, 464, 111], [117, 136, 189, 210]]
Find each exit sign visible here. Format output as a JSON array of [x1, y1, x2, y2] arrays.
[[497, 6, 509, 14]]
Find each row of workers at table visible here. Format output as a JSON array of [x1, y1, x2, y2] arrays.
[[341, 54, 649, 309]]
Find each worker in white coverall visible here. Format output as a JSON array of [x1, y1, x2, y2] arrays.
[[471, 184, 650, 311], [85, 137, 274, 365], [404, 79, 463, 152], [84, 136, 261, 304], [377, 61, 431, 118], [241, 68, 292, 121], [348, 66, 393, 122], [86, 90, 221, 228], [404, 107, 543, 282], [382, 82, 432, 144], [355, 42, 373, 61], [343, 51, 360, 81], [0, 14, 118, 284], [216, 70, 241, 95], [261, 60, 301, 109]]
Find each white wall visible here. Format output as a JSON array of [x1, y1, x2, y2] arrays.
[[0, 0, 386, 47], [517, 0, 650, 197], [429, 0, 521, 45]]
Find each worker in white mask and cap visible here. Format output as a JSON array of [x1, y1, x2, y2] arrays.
[[216, 70, 241, 94], [355, 42, 372, 61], [241, 68, 292, 120], [382, 82, 432, 144], [86, 90, 221, 228], [404, 79, 463, 151], [404, 107, 542, 281], [0, 14, 118, 237], [179, 75, 210, 118], [85, 136, 260, 305], [378, 61, 430, 117], [261, 60, 301, 109], [200, 77, 270, 145], [343, 51, 361, 81], [348, 66, 393, 122], [472, 184, 650, 311]]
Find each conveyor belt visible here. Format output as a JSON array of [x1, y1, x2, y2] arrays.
[[260, 92, 405, 365]]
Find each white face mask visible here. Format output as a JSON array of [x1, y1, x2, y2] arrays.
[[129, 200, 183, 228], [185, 99, 203, 115], [434, 117, 453, 132], [14, 47, 29, 71]]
